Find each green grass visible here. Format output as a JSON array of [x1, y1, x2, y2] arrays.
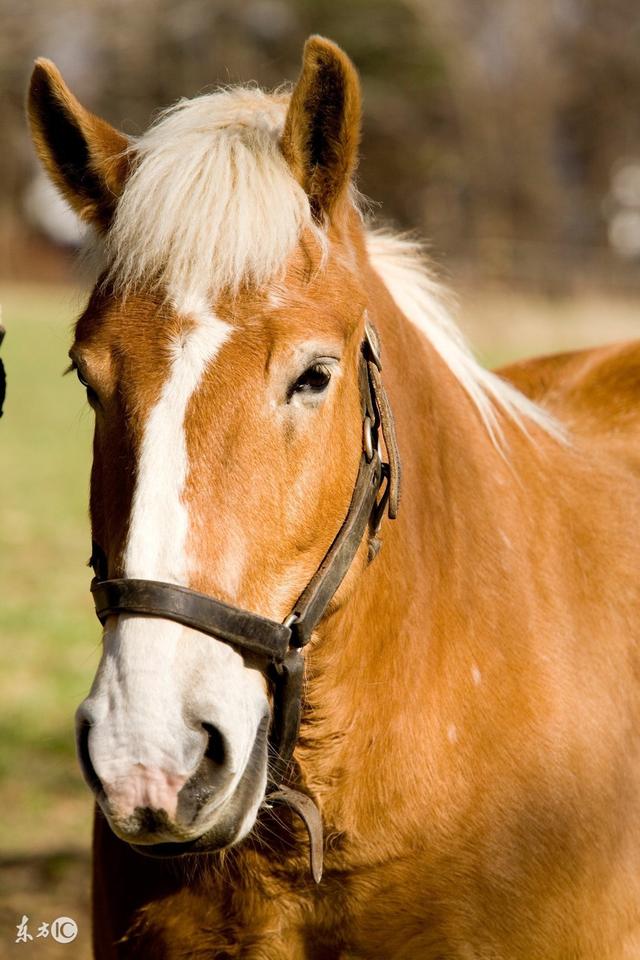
[[0, 284, 98, 853]]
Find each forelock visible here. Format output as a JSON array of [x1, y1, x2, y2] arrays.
[[103, 87, 326, 302]]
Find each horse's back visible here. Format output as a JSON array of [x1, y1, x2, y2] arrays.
[[499, 340, 640, 453]]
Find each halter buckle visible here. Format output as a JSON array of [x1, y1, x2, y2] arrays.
[[363, 415, 375, 462]]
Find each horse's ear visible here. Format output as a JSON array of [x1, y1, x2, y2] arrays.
[[282, 36, 361, 221], [27, 59, 130, 229]]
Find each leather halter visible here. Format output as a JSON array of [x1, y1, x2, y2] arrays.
[[89, 320, 400, 881]]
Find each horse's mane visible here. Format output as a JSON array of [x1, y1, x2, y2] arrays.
[[365, 232, 563, 442], [104, 86, 561, 443], [106, 87, 320, 301]]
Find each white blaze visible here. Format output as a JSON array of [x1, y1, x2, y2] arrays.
[[123, 294, 231, 581], [80, 296, 269, 831]]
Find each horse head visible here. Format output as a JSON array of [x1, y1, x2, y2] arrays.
[[28, 38, 383, 853]]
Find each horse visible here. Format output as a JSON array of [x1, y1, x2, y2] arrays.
[[28, 35, 640, 959]]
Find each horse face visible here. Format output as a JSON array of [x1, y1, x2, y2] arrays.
[[29, 37, 364, 851], [70, 258, 365, 848]]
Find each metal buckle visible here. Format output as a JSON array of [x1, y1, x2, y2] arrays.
[[282, 613, 304, 653], [363, 415, 375, 462]]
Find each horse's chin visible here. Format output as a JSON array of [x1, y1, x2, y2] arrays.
[[126, 802, 258, 859]]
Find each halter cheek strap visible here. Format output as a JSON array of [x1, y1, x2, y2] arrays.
[[89, 320, 401, 882]]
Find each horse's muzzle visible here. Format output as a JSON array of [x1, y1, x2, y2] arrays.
[[76, 711, 270, 853]]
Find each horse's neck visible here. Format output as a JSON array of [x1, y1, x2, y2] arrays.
[[299, 288, 543, 849]]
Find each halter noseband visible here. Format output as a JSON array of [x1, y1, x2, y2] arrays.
[[89, 320, 400, 882]]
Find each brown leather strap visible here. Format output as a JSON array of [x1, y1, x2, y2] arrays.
[[269, 649, 305, 779], [367, 362, 400, 518], [92, 577, 292, 662], [364, 319, 401, 519], [288, 451, 383, 647], [267, 785, 324, 883]]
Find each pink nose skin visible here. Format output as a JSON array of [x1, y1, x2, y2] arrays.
[[104, 766, 188, 820]]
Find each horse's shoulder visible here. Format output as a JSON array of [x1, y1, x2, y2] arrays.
[[498, 341, 640, 432]]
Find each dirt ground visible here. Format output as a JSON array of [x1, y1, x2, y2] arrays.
[[0, 851, 91, 960]]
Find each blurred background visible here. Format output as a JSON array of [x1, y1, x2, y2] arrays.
[[1, 0, 639, 955]]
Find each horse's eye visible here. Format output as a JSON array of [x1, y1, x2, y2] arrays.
[[289, 363, 332, 399], [76, 368, 99, 405]]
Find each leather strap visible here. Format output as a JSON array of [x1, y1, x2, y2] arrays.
[[287, 451, 383, 648], [267, 785, 324, 883], [367, 362, 400, 519], [92, 577, 292, 663], [269, 649, 305, 780], [91, 452, 384, 665]]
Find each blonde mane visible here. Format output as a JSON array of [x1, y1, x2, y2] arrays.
[[365, 232, 564, 442], [106, 87, 322, 301], [104, 85, 561, 442]]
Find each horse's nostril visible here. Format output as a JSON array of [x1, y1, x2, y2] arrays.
[[77, 720, 104, 796], [202, 723, 226, 767]]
